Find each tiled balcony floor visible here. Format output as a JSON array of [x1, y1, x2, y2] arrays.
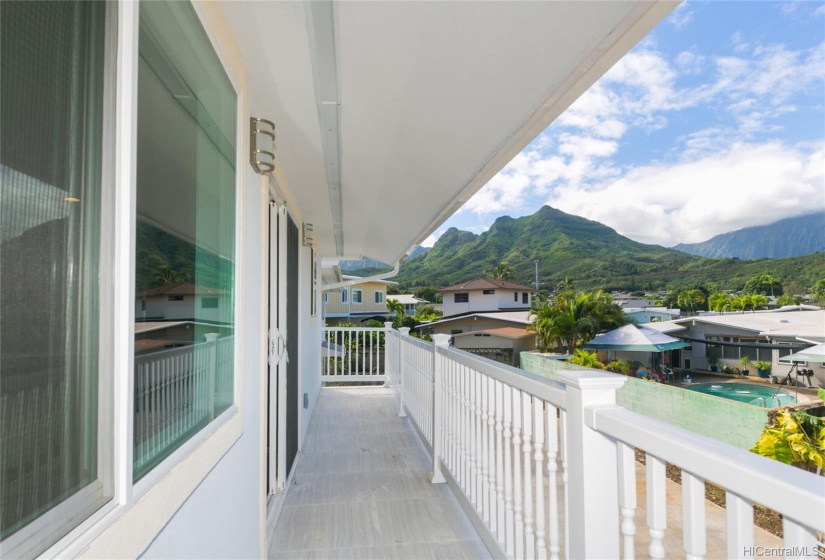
[[267, 386, 492, 559]]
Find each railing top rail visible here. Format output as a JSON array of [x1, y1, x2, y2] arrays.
[[437, 345, 567, 409], [323, 327, 386, 333], [134, 336, 234, 364], [400, 334, 432, 351], [593, 406, 825, 531]]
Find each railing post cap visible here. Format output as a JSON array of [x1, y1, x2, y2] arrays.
[[399, 327, 411, 336], [204, 333, 220, 342], [555, 369, 626, 391], [432, 334, 450, 347], [384, 321, 394, 329]]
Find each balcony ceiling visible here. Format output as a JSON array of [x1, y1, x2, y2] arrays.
[[220, 1, 677, 265]]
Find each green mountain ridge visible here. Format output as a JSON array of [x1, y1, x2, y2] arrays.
[[393, 205, 824, 292]]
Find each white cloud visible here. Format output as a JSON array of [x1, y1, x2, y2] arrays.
[[420, 229, 445, 248], [546, 142, 825, 246], [815, 4, 825, 16], [453, 35, 824, 244], [667, 2, 694, 29]]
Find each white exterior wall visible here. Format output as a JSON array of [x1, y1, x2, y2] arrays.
[[138, 4, 265, 554], [443, 289, 531, 317]]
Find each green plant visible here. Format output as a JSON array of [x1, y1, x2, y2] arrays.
[[568, 349, 605, 370], [606, 360, 632, 375], [739, 356, 753, 369], [707, 354, 719, 365], [751, 409, 825, 474], [754, 360, 772, 371], [819, 388, 825, 403]]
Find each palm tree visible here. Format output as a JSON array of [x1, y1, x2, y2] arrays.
[[708, 292, 732, 313], [527, 290, 627, 353], [486, 262, 514, 281], [386, 298, 405, 318], [677, 289, 706, 316]]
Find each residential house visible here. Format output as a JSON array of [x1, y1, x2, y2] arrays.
[[388, 293, 430, 317], [624, 306, 680, 324], [439, 278, 535, 318], [322, 275, 395, 325], [5, 2, 819, 559], [452, 327, 536, 367], [135, 283, 232, 323], [644, 308, 825, 386]]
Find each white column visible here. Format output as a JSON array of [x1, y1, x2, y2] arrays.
[[432, 334, 450, 484], [383, 322, 393, 387], [398, 327, 410, 417], [555, 369, 625, 559]]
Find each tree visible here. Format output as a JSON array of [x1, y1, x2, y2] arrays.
[[387, 298, 406, 328], [555, 277, 577, 294], [742, 274, 783, 297], [528, 289, 628, 353], [707, 292, 732, 313], [414, 286, 440, 304], [811, 279, 825, 305], [486, 262, 514, 281], [776, 294, 802, 306], [152, 265, 188, 287], [677, 288, 706, 316]]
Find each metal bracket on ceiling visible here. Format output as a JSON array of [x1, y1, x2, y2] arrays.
[[250, 117, 276, 174]]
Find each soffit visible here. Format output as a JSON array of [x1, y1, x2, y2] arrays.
[[219, 1, 677, 264]]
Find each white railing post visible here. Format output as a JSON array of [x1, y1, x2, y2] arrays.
[[556, 369, 624, 559], [204, 333, 219, 421], [398, 327, 410, 417], [432, 334, 450, 484], [383, 322, 394, 387]]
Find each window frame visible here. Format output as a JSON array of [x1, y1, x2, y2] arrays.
[[522, 293, 529, 304], [482, 289, 495, 295], [454, 293, 469, 303], [352, 289, 363, 304], [375, 291, 384, 304], [38, 2, 246, 556], [341, 288, 348, 304], [1, 3, 119, 556]]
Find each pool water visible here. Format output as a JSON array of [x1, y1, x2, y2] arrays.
[[686, 383, 797, 407]]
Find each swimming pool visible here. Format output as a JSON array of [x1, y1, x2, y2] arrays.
[[686, 383, 797, 408]]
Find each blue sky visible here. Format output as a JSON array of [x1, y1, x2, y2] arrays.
[[423, 1, 825, 248]]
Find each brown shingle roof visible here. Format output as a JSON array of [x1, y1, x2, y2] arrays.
[[438, 278, 535, 293]]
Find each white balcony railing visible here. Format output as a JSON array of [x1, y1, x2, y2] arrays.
[[321, 325, 387, 383], [134, 335, 233, 478], [346, 326, 825, 560]]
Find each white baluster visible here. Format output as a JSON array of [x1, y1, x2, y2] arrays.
[[481, 373, 490, 525], [617, 442, 637, 560], [782, 518, 818, 559], [468, 368, 476, 504], [495, 379, 506, 545], [398, 327, 410, 417], [522, 392, 535, 559], [503, 384, 515, 558], [431, 335, 449, 484], [646, 453, 667, 559], [546, 406, 560, 560], [459, 364, 467, 491], [513, 389, 524, 560], [487, 374, 497, 535], [726, 492, 753, 560], [464, 366, 472, 494], [560, 409, 569, 560], [682, 470, 705, 560], [474, 370, 483, 509], [534, 400, 547, 560]]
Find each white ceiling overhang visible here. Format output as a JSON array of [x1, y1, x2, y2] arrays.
[[220, 1, 678, 265]]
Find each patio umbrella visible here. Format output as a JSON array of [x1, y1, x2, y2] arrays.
[[781, 342, 825, 363], [581, 324, 690, 377], [582, 324, 690, 352]]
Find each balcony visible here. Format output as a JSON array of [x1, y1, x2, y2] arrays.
[[268, 326, 824, 559]]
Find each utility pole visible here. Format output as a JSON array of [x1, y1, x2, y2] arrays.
[[534, 260, 539, 290]]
